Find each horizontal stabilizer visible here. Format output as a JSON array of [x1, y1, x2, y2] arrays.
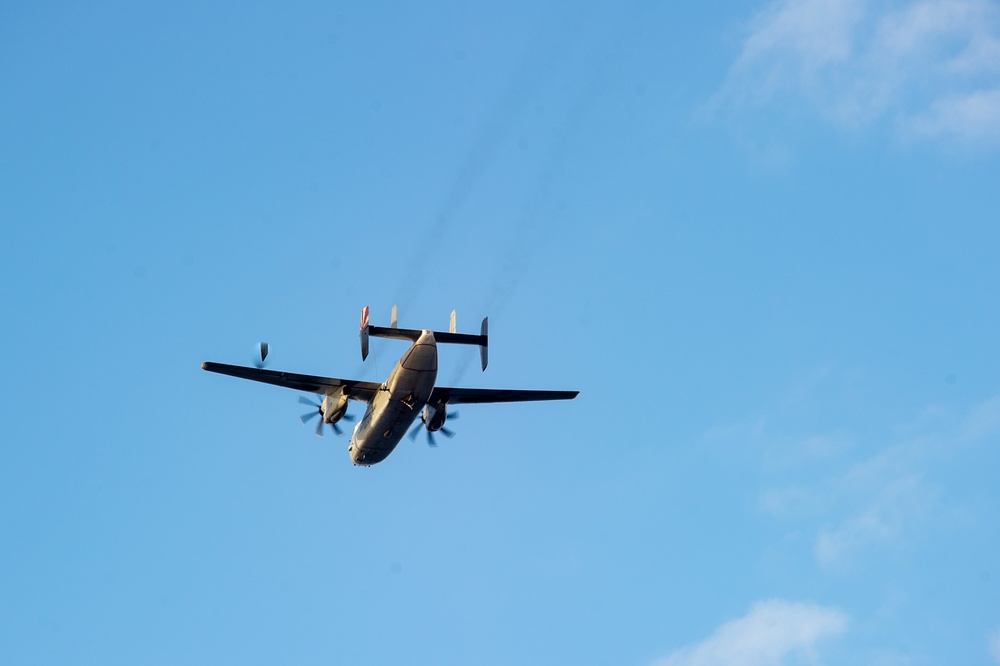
[[367, 325, 486, 347], [359, 305, 489, 370]]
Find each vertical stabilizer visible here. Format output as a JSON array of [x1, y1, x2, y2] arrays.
[[479, 317, 489, 371], [450, 310, 457, 334], [360, 306, 370, 360], [391, 304, 398, 329]]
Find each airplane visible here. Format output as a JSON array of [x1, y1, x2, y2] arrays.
[[201, 306, 579, 466]]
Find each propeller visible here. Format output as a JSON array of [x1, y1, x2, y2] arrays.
[[298, 395, 354, 438], [408, 411, 459, 447], [254, 342, 269, 368]]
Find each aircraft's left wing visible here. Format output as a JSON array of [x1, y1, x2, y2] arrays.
[[429, 386, 579, 405], [202, 362, 383, 402]]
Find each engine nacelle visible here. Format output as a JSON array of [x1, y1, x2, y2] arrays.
[[422, 402, 448, 432], [322, 391, 350, 424]]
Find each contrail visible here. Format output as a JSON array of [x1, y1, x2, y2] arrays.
[[445, 3, 653, 386], [394, 5, 596, 306]]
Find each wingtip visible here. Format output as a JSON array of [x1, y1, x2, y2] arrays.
[[201, 362, 209, 370]]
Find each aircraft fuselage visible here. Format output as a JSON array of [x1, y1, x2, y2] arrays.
[[349, 330, 437, 466], [201, 306, 579, 466]]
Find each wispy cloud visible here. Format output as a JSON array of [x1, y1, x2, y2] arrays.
[[651, 599, 848, 666], [718, 0, 1000, 146], [962, 394, 1000, 440], [990, 627, 1000, 663], [740, 381, 1000, 568], [814, 472, 938, 569]]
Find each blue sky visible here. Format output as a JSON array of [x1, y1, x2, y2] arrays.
[[3, 0, 999, 663]]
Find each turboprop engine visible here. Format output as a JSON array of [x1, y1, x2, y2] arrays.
[[408, 402, 458, 446], [423, 403, 448, 432], [298, 390, 353, 437]]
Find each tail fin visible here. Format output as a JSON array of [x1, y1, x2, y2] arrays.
[[360, 306, 371, 360], [479, 317, 488, 371], [359, 305, 488, 370], [428, 315, 488, 371]]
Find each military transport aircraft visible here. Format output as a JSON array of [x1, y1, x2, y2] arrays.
[[202, 306, 579, 466]]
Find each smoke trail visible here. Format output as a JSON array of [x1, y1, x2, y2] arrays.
[[394, 6, 596, 306], [445, 3, 654, 386]]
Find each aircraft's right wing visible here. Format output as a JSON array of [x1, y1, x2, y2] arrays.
[[202, 362, 383, 402], [429, 386, 579, 405]]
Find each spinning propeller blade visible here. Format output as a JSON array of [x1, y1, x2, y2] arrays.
[[254, 342, 269, 368], [408, 410, 458, 447], [297, 394, 348, 438]]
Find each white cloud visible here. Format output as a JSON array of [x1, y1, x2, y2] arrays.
[[763, 433, 853, 472], [815, 509, 892, 566], [757, 392, 1000, 568], [990, 627, 1000, 663], [760, 484, 822, 518], [738, 0, 863, 72], [759, 433, 941, 568], [963, 394, 1000, 440], [719, 0, 1000, 145], [652, 599, 848, 666], [910, 88, 1000, 142], [813, 473, 936, 569]]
